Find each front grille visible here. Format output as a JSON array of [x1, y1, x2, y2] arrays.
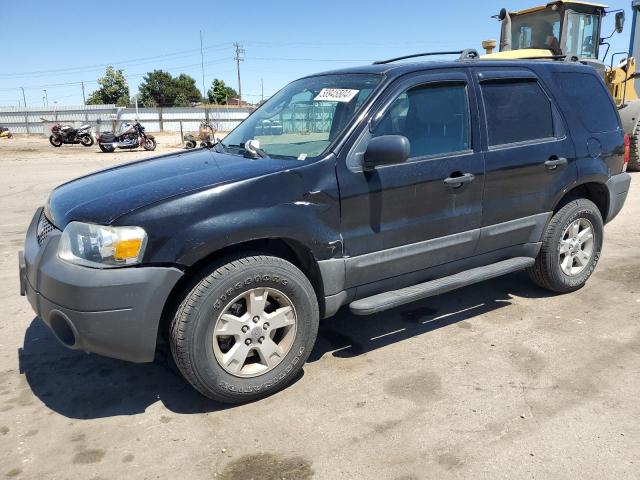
[[36, 212, 58, 246]]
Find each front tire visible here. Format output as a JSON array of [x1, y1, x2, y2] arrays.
[[49, 135, 62, 147], [143, 137, 156, 151], [528, 198, 603, 293], [170, 255, 319, 403]]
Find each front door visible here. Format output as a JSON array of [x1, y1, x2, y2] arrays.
[[336, 70, 485, 288]]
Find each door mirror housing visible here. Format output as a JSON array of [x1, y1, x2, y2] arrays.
[[363, 135, 410, 170], [615, 11, 625, 34]]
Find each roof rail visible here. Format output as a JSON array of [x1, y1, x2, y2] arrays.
[[373, 49, 479, 65]]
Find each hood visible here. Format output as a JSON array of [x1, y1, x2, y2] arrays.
[[46, 148, 295, 227]]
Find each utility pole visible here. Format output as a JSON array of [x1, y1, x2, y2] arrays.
[[20, 87, 29, 135], [81, 82, 86, 105], [43, 89, 48, 109], [233, 42, 245, 105], [200, 31, 207, 102], [200, 30, 211, 121]]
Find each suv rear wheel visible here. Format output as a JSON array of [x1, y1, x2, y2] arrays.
[[528, 199, 603, 293], [170, 255, 319, 403]]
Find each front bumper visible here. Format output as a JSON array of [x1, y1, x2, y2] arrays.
[[605, 172, 632, 223], [19, 208, 183, 363]]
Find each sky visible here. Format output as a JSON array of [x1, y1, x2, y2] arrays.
[[0, 0, 633, 107]]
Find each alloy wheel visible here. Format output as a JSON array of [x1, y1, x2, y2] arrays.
[[212, 288, 297, 378], [559, 218, 595, 276]]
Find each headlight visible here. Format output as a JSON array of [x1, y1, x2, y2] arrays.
[[58, 222, 147, 268]]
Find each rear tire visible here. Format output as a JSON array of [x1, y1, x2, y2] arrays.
[[170, 255, 319, 403], [528, 199, 603, 293], [628, 119, 640, 171], [80, 135, 94, 147], [49, 135, 62, 147]]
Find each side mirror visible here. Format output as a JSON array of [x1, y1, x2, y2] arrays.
[[363, 135, 410, 170], [616, 11, 625, 34]]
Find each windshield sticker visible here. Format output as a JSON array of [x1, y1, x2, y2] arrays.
[[297, 153, 308, 161], [314, 88, 360, 103]]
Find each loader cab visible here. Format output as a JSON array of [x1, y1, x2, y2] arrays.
[[492, 1, 611, 60]]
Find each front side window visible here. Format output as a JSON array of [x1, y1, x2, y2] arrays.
[[565, 12, 598, 59], [372, 83, 471, 159], [481, 79, 554, 146], [511, 9, 562, 52], [222, 74, 382, 159]]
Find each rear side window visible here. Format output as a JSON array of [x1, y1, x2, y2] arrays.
[[554, 72, 620, 133], [481, 79, 554, 146]]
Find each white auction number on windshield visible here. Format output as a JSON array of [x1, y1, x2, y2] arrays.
[[314, 88, 360, 103]]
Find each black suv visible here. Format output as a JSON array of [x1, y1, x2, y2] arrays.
[[19, 52, 631, 403]]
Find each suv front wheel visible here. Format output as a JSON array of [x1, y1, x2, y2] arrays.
[[528, 198, 604, 293], [170, 255, 319, 403]]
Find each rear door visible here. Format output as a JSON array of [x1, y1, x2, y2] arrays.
[[473, 68, 577, 253]]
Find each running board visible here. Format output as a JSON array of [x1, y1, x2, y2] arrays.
[[349, 257, 535, 316]]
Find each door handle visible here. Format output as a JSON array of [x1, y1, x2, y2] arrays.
[[444, 173, 475, 188], [544, 157, 568, 169]]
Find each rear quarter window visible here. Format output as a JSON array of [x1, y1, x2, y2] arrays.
[[554, 72, 620, 133]]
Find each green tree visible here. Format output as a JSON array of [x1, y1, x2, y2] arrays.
[[207, 78, 238, 105], [86, 66, 129, 106], [138, 70, 177, 107], [174, 74, 202, 104], [174, 92, 190, 107]]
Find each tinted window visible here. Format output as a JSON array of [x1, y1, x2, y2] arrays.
[[372, 83, 470, 158], [555, 72, 620, 133], [481, 80, 554, 146]]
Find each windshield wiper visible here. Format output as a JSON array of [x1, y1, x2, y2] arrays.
[[214, 140, 268, 158], [212, 139, 227, 153], [243, 140, 268, 159], [246, 146, 268, 159]]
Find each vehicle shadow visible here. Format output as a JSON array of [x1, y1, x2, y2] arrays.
[[309, 270, 554, 361], [19, 271, 553, 419], [18, 320, 232, 418]]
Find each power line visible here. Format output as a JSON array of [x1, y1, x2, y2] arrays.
[[0, 43, 231, 79], [0, 57, 233, 92]]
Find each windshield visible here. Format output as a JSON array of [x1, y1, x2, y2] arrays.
[[222, 74, 382, 159], [511, 9, 561, 51]]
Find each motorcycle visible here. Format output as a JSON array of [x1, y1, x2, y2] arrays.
[[0, 127, 12, 139], [185, 120, 216, 149], [97, 121, 156, 153], [49, 123, 94, 147]]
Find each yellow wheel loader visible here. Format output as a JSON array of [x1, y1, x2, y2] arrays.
[[483, 0, 640, 170]]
